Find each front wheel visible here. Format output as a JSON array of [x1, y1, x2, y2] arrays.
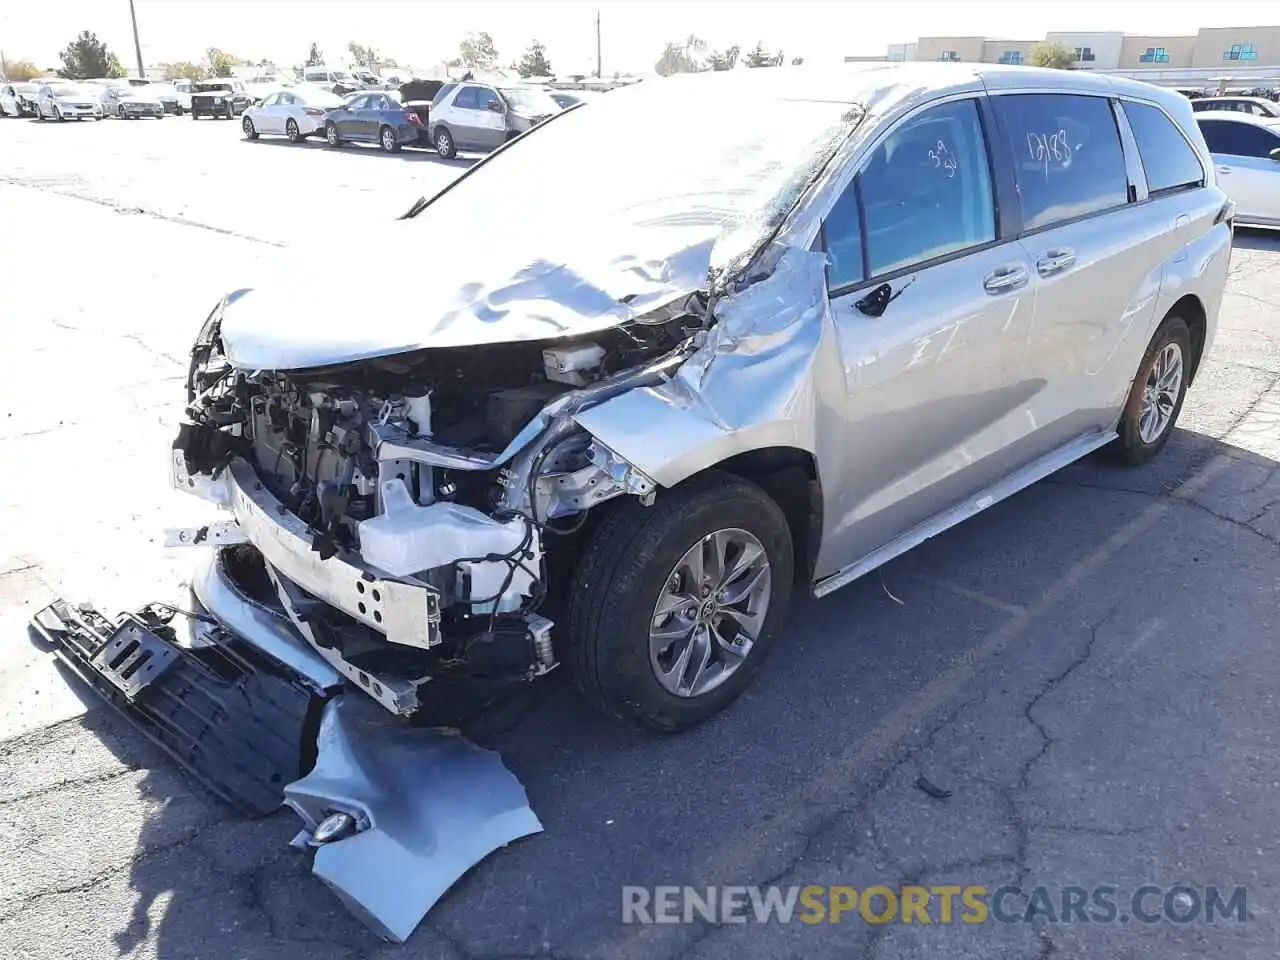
[[324, 122, 340, 147], [242, 115, 257, 139], [1106, 314, 1192, 466], [433, 126, 455, 159], [567, 472, 794, 732], [285, 118, 301, 143]]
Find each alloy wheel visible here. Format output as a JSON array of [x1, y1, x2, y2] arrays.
[[648, 528, 772, 698], [1139, 342, 1183, 444]]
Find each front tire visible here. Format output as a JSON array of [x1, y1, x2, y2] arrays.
[[242, 115, 257, 139], [567, 472, 794, 732], [1106, 314, 1192, 466], [433, 125, 455, 159]]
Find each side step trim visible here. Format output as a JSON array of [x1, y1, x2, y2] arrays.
[[813, 430, 1114, 599]]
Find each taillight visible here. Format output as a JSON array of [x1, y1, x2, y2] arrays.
[[304, 107, 324, 116], [406, 111, 422, 124]]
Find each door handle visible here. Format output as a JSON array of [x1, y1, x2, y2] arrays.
[[983, 264, 1028, 294], [1036, 248, 1076, 277], [1216, 165, 1233, 175]]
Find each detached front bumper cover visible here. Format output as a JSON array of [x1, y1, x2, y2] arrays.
[[30, 547, 543, 943]]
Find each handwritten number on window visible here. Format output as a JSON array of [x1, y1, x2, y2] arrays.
[[928, 139, 958, 178], [1025, 129, 1072, 177]]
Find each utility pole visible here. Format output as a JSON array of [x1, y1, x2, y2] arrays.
[[128, 0, 145, 79], [0, 49, 9, 81], [595, 7, 601, 78]]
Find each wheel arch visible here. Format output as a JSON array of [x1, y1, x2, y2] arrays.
[[1168, 293, 1207, 385], [696, 446, 823, 587]]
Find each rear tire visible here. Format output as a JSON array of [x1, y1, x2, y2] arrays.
[[566, 472, 794, 733], [433, 125, 455, 159], [325, 122, 340, 147], [379, 124, 400, 153], [285, 118, 301, 143], [1105, 314, 1192, 466]]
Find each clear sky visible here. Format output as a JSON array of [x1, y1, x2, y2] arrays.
[[3, 0, 1278, 76]]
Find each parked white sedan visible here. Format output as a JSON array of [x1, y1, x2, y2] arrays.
[[241, 85, 343, 142], [35, 82, 104, 121], [1195, 111, 1280, 228]]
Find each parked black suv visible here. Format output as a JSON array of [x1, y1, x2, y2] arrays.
[[191, 79, 252, 120]]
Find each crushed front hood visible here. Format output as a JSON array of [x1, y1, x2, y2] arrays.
[[218, 217, 715, 370]]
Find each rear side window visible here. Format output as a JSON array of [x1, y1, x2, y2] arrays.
[[1121, 102, 1204, 194], [993, 94, 1129, 231], [1198, 119, 1280, 158], [431, 82, 456, 107]]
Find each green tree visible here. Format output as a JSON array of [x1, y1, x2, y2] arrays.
[[743, 41, 779, 68], [161, 61, 207, 81], [206, 48, 236, 77], [459, 31, 499, 70], [305, 42, 324, 66], [58, 30, 121, 79], [3, 59, 42, 81], [347, 41, 379, 67], [654, 35, 706, 76], [515, 40, 553, 78], [705, 44, 740, 71], [1029, 41, 1075, 70]]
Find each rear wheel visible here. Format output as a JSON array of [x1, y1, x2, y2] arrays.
[[325, 122, 340, 147], [433, 125, 455, 159], [285, 118, 301, 143], [379, 125, 400, 153], [242, 115, 257, 139], [1106, 314, 1192, 466], [567, 472, 794, 732]]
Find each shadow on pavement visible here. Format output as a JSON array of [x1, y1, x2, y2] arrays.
[[240, 136, 477, 168], [32, 426, 1277, 956], [1232, 227, 1280, 252]]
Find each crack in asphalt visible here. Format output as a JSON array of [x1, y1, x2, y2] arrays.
[[0, 176, 285, 247], [0, 765, 143, 808]]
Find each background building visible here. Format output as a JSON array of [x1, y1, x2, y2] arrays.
[[877, 23, 1280, 88]]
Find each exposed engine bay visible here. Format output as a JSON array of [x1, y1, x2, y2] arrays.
[[174, 296, 702, 712]]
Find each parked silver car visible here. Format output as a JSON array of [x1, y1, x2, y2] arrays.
[[53, 56, 1234, 791], [1195, 111, 1280, 227], [33, 60, 1233, 943]]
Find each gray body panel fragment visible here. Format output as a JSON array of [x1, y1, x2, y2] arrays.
[[284, 695, 543, 943]]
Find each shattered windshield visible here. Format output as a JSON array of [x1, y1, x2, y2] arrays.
[[420, 76, 859, 262]]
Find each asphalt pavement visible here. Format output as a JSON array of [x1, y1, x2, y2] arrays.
[[1, 113, 1278, 960]]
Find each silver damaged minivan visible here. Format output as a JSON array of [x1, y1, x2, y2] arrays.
[[156, 65, 1237, 739]]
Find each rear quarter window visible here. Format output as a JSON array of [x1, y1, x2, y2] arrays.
[[992, 93, 1130, 231], [1121, 102, 1205, 194]]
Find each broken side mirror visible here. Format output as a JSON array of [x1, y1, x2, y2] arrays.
[[1269, 147, 1280, 161], [487, 99, 505, 114]]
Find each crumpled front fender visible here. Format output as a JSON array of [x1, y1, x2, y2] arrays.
[[574, 246, 839, 490]]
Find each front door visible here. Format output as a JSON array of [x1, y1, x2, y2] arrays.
[[473, 87, 510, 149], [819, 96, 1039, 572]]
